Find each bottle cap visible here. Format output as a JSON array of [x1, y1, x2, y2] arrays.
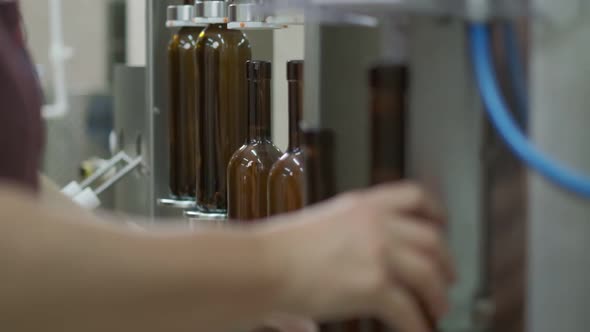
[[287, 60, 304, 81], [247, 60, 272, 80]]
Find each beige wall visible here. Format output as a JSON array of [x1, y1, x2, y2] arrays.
[[20, 0, 110, 95], [126, 0, 146, 66]]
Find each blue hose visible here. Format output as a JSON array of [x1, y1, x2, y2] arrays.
[[469, 23, 590, 197]]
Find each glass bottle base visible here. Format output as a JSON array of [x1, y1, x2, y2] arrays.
[[157, 197, 197, 209]]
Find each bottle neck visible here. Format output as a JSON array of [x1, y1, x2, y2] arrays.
[[248, 78, 272, 141], [287, 79, 303, 151]]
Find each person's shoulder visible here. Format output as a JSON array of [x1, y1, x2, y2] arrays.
[[0, 1, 21, 30]]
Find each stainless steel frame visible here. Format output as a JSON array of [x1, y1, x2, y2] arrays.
[[113, 65, 151, 216]]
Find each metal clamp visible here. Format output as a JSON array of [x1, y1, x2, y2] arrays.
[[265, 14, 304, 26], [227, 21, 281, 29], [194, 0, 230, 24], [227, 1, 285, 30], [62, 151, 145, 210], [184, 210, 228, 221], [157, 198, 197, 209], [166, 5, 208, 28]]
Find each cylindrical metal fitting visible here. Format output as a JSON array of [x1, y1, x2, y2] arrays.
[[195, 0, 228, 20], [229, 1, 266, 23], [167, 5, 196, 23]]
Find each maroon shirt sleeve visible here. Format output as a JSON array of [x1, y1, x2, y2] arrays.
[[0, 1, 44, 192]]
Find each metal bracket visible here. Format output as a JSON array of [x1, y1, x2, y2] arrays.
[[62, 152, 146, 209]]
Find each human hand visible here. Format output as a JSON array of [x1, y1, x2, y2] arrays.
[[256, 314, 317, 332], [264, 182, 455, 332]]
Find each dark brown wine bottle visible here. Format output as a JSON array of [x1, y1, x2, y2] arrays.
[[302, 129, 352, 332], [314, 64, 411, 332], [168, 25, 203, 199], [195, 23, 252, 212], [370, 63, 408, 185], [370, 64, 442, 332], [227, 60, 282, 221], [370, 64, 409, 332], [302, 129, 336, 206], [268, 60, 305, 216]]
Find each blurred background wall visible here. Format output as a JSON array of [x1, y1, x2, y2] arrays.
[[21, 0, 125, 209]]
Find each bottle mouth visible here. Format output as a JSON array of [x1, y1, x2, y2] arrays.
[[287, 60, 304, 81], [247, 60, 272, 80]]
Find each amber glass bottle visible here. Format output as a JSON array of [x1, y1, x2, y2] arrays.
[[195, 23, 252, 212], [303, 130, 375, 331], [369, 64, 413, 332], [227, 61, 282, 221], [268, 61, 305, 216], [168, 26, 203, 199], [302, 129, 336, 206], [301, 128, 352, 331], [308, 64, 411, 332], [370, 63, 408, 186]]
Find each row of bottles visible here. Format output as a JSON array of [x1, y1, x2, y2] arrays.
[[227, 60, 281, 220], [167, 4, 251, 211], [303, 62, 408, 202], [167, 4, 305, 218], [228, 60, 305, 220], [305, 62, 409, 332], [168, 5, 420, 331]]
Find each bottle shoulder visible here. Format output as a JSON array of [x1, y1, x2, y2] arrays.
[[228, 144, 250, 165], [176, 30, 201, 48], [270, 151, 305, 176], [229, 142, 282, 169], [256, 142, 283, 162], [283, 149, 304, 159], [197, 26, 251, 50], [168, 34, 181, 50]]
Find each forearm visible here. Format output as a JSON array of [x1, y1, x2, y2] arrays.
[[38, 173, 87, 211], [0, 186, 284, 332]]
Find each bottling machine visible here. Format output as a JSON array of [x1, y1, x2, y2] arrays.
[[104, 0, 590, 331]]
